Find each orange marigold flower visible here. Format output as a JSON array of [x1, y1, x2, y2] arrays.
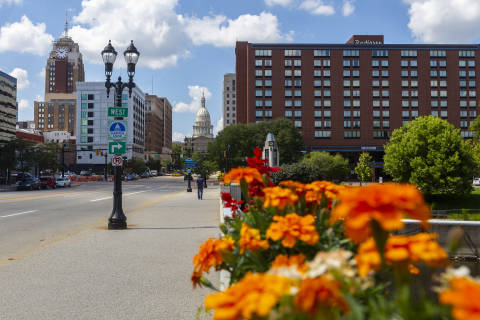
[[355, 233, 447, 277], [224, 167, 264, 185], [294, 275, 350, 316], [266, 213, 319, 248], [304, 181, 345, 205], [263, 186, 299, 210], [238, 223, 269, 254], [205, 272, 291, 320], [330, 183, 431, 243], [440, 277, 480, 320], [355, 238, 382, 277], [192, 236, 235, 287], [271, 253, 309, 273], [279, 180, 307, 195]]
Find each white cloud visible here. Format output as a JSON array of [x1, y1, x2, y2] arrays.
[[265, 0, 293, 6], [0, 16, 54, 55], [184, 12, 293, 47], [214, 117, 224, 135], [35, 94, 42, 101], [0, 0, 22, 6], [173, 132, 185, 141], [18, 99, 29, 110], [342, 0, 355, 16], [9, 68, 29, 90], [299, 0, 335, 15], [38, 67, 45, 78], [405, 0, 480, 43], [69, 0, 190, 69], [174, 85, 212, 113]]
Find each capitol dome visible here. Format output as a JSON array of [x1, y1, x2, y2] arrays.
[[193, 93, 213, 138]]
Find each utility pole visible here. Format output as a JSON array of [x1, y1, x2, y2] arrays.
[[61, 144, 65, 178], [104, 152, 108, 181]]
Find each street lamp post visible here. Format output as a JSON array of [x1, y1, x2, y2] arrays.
[[101, 40, 140, 230]]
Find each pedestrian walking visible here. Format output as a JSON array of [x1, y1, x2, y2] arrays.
[[196, 176, 205, 200]]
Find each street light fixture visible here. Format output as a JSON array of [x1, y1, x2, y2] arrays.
[[101, 40, 140, 230]]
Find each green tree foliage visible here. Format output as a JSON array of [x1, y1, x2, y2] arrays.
[[208, 118, 304, 170], [355, 152, 373, 183], [146, 159, 162, 172], [192, 152, 218, 179], [272, 162, 320, 184], [384, 116, 476, 197], [36, 143, 60, 173], [302, 151, 350, 181], [124, 158, 147, 174], [171, 144, 184, 170]]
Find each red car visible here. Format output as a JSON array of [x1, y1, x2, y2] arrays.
[[40, 177, 56, 189]]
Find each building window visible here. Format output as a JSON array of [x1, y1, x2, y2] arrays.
[[294, 121, 302, 128], [255, 50, 272, 57], [343, 50, 359, 57], [314, 50, 330, 57], [344, 131, 360, 139], [315, 130, 331, 138], [285, 110, 292, 117], [285, 50, 301, 57], [372, 50, 388, 57]]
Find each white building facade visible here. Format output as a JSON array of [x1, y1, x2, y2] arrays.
[[222, 73, 236, 128], [75, 82, 145, 165], [43, 130, 72, 143]]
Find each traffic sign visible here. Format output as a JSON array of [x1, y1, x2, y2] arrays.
[[108, 120, 127, 140], [112, 155, 123, 166], [109, 141, 126, 155], [184, 158, 199, 169], [108, 107, 128, 117]]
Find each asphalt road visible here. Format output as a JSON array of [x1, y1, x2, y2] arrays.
[[0, 176, 187, 262]]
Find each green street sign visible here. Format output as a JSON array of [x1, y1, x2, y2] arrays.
[[108, 107, 128, 117], [109, 141, 126, 155]]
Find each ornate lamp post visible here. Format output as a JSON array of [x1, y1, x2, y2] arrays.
[[101, 40, 140, 230]]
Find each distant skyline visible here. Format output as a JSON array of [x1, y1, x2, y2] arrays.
[[1, 0, 480, 141]]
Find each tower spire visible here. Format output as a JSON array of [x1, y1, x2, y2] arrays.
[[64, 10, 69, 37], [201, 91, 206, 108]]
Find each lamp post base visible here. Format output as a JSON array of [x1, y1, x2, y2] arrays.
[[108, 217, 127, 229]]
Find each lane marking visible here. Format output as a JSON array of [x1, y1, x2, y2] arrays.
[[89, 189, 152, 202], [124, 190, 151, 196], [0, 210, 38, 218], [90, 197, 112, 202]]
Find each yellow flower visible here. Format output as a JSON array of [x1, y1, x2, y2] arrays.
[[304, 181, 345, 206], [191, 236, 235, 287], [238, 223, 269, 254], [271, 254, 308, 273], [355, 238, 382, 277], [440, 277, 480, 320], [223, 167, 264, 185], [266, 213, 319, 248], [205, 273, 291, 320], [279, 180, 307, 195], [263, 186, 299, 210], [294, 275, 350, 316], [330, 183, 431, 243]]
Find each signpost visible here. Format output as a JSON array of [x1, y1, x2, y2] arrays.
[[112, 155, 123, 166], [109, 141, 126, 155], [108, 107, 128, 117], [184, 158, 199, 169], [108, 120, 127, 141]]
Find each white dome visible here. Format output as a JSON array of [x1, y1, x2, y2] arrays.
[[192, 93, 213, 138], [195, 107, 211, 124]]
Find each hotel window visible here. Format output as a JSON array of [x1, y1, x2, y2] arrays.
[[343, 60, 351, 67], [285, 60, 292, 67], [285, 100, 293, 107], [285, 50, 301, 57], [353, 90, 360, 97], [344, 100, 351, 107], [256, 111, 263, 117], [324, 90, 331, 97], [382, 120, 390, 128], [440, 111, 448, 118], [460, 121, 468, 128], [460, 90, 467, 97], [373, 110, 380, 118], [314, 80, 322, 87], [460, 100, 467, 107], [460, 111, 468, 117], [431, 111, 439, 117], [411, 80, 418, 87], [294, 90, 302, 97], [294, 60, 301, 67], [468, 70, 476, 77], [314, 60, 321, 67], [344, 70, 351, 77], [352, 70, 359, 77], [324, 80, 331, 87], [410, 70, 418, 77], [343, 50, 359, 57], [344, 110, 351, 117], [373, 90, 380, 97], [468, 61, 475, 67], [470, 100, 476, 107], [314, 100, 322, 107], [314, 70, 321, 77], [323, 70, 331, 77], [353, 80, 360, 87], [402, 111, 410, 118], [344, 80, 351, 87], [411, 100, 419, 107], [353, 120, 360, 128], [372, 60, 379, 67], [373, 100, 380, 107], [401, 60, 409, 67], [382, 80, 389, 87], [440, 100, 447, 107], [344, 120, 351, 128], [323, 121, 332, 128], [382, 100, 389, 107], [294, 100, 302, 107], [373, 80, 380, 87], [314, 50, 330, 57], [265, 70, 272, 77], [323, 60, 330, 67], [410, 60, 417, 67], [81, 103, 87, 109], [256, 100, 263, 107], [382, 110, 390, 118], [314, 110, 322, 117], [256, 90, 263, 97], [380, 60, 388, 67], [439, 80, 446, 87], [431, 90, 439, 97], [255, 50, 272, 57], [265, 90, 272, 97], [265, 100, 272, 107], [402, 50, 417, 57], [294, 80, 302, 87], [353, 110, 361, 118], [430, 70, 438, 77], [344, 90, 351, 97], [315, 121, 322, 128], [315, 90, 322, 97], [439, 60, 447, 67], [459, 50, 475, 57], [440, 90, 447, 97], [285, 90, 292, 97], [402, 100, 409, 107], [352, 60, 360, 67], [411, 110, 419, 118], [439, 70, 447, 77], [324, 100, 331, 107], [285, 70, 292, 77], [255, 60, 263, 67], [294, 70, 302, 77], [459, 70, 467, 77], [459, 60, 466, 67], [469, 80, 476, 87], [344, 131, 360, 138], [372, 70, 379, 77], [373, 120, 380, 128], [353, 100, 360, 107], [294, 121, 302, 128], [324, 110, 331, 117], [256, 80, 263, 87], [264, 60, 272, 67], [382, 90, 389, 97], [81, 120, 88, 126], [265, 111, 272, 118], [372, 50, 388, 57], [265, 80, 272, 87], [315, 130, 331, 138], [430, 50, 446, 57], [401, 70, 408, 77], [256, 70, 263, 77], [470, 110, 477, 117]]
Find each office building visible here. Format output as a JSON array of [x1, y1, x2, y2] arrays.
[[34, 23, 84, 135], [236, 35, 480, 154], [0, 70, 17, 145], [145, 94, 172, 160], [75, 82, 145, 166], [222, 73, 236, 128]]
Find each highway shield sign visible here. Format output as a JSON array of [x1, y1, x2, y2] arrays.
[[109, 141, 126, 155]]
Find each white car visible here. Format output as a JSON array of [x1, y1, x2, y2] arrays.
[[56, 177, 71, 187], [473, 178, 480, 186]]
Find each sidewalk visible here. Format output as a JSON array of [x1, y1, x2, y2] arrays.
[[0, 186, 220, 319]]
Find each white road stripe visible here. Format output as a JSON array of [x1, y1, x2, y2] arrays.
[[1, 210, 38, 218], [89, 190, 152, 202], [90, 197, 112, 202]]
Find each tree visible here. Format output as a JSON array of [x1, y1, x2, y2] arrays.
[[192, 152, 218, 179], [355, 152, 373, 184], [302, 151, 350, 181], [124, 158, 147, 174], [384, 116, 476, 197], [171, 144, 184, 171], [208, 119, 304, 171], [272, 162, 320, 184]]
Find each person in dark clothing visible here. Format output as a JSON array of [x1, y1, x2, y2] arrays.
[[196, 177, 205, 200]]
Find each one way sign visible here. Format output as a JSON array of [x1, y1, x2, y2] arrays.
[[109, 141, 126, 155]]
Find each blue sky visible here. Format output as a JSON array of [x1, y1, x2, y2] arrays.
[[1, 0, 480, 141]]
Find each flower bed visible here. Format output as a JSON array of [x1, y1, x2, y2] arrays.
[[191, 148, 480, 320]]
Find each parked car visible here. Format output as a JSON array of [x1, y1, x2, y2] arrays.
[[56, 177, 71, 188], [474, 178, 480, 186], [17, 178, 41, 191], [140, 171, 150, 178], [126, 173, 139, 181], [40, 176, 56, 189], [150, 170, 158, 176], [80, 170, 93, 176]]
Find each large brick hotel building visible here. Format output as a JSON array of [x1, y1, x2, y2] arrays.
[[235, 35, 479, 154]]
